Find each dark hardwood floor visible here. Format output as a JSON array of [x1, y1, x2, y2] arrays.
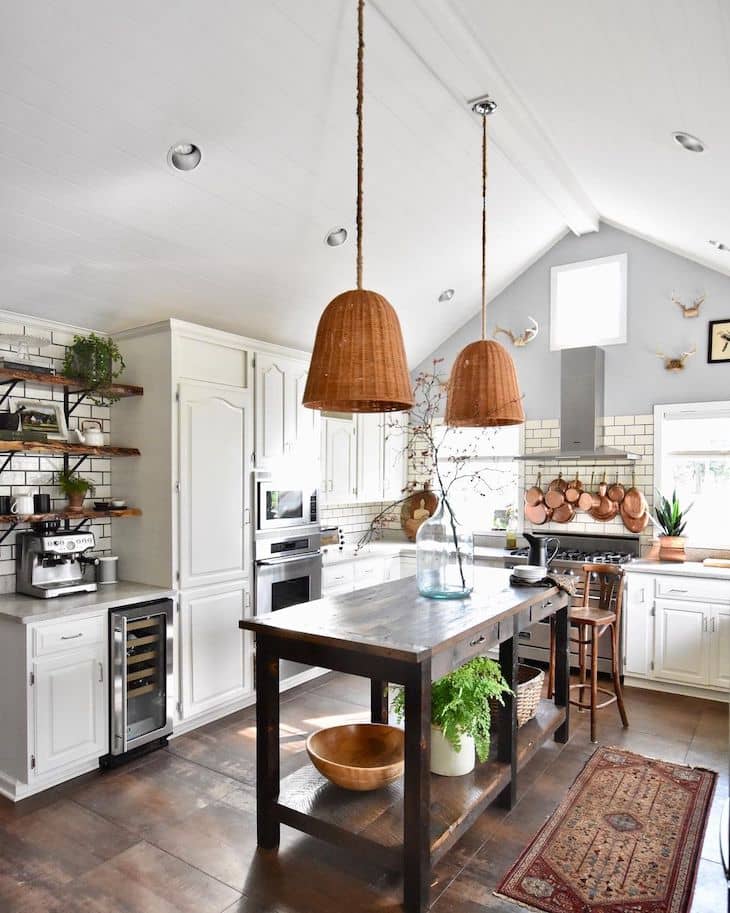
[[0, 673, 726, 913]]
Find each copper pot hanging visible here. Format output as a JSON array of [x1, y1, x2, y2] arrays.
[[525, 472, 544, 507]]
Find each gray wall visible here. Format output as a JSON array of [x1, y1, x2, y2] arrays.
[[416, 223, 730, 419]]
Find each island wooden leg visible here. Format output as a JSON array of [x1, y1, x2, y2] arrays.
[[256, 637, 280, 849], [554, 602, 570, 744], [497, 619, 518, 809], [371, 679, 389, 724], [403, 660, 431, 913]]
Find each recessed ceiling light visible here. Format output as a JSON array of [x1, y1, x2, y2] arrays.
[[672, 131, 705, 153], [167, 143, 202, 171], [324, 227, 348, 247], [438, 288, 455, 302], [709, 239, 730, 252]]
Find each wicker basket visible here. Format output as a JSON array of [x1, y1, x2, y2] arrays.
[[490, 664, 544, 728]]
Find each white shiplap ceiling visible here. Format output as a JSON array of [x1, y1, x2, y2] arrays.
[[0, 1, 727, 364]]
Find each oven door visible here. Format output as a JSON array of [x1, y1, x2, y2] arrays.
[[255, 552, 322, 680], [257, 482, 317, 531]]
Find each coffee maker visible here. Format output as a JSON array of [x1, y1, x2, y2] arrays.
[[16, 523, 99, 598]]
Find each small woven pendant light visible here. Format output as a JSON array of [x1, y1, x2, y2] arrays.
[[445, 100, 525, 428], [303, 0, 413, 413]]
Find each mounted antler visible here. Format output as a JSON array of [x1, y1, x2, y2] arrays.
[[494, 316, 539, 347], [672, 292, 705, 318], [656, 345, 697, 371]]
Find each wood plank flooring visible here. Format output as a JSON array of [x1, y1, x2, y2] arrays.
[[0, 674, 726, 913]]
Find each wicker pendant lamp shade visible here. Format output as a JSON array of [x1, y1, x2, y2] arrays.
[[303, 0, 412, 413], [445, 103, 525, 428]]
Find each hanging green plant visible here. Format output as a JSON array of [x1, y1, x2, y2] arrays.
[[62, 333, 126, 404], [392, 656, 512, 762]]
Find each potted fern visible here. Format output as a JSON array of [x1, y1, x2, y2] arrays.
[[393, 657, 511, 776], [654, 489, 692, 563], [62, 333, 126, 404], [57, 470, 95, 513]]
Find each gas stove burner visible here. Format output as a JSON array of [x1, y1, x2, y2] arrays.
[[511, 537, 637, 567]]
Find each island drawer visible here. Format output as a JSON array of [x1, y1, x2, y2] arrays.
[[33, 614, 107, 657], [655, 575, 730, 604]]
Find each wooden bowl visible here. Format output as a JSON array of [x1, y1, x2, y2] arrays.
[[306, 723, 404, 791]]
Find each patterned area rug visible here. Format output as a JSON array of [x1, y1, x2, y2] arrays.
[[497, 746, 716, 913]]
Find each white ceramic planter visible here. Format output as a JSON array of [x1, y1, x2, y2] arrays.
[[430, 725, 475, 776]]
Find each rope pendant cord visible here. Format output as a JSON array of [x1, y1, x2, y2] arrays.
[[356, 0, 364, 291], [481, 114, 487, 340]]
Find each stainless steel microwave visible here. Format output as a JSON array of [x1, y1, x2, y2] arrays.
[[256, 480, 318, 531]]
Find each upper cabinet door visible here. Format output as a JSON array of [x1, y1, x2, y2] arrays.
[[356, 413, 384, 503], [322, 416, 355, 505], [382, 412, 407, 501], [255, 352, 319, 467], [178, 383, 253, 588]]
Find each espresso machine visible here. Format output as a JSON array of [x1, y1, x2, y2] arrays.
[[16, 523, 99, 598]]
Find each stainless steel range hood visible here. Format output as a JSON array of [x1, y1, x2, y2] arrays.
[[518, 347, 639, 462]]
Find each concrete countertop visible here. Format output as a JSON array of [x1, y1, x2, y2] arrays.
[[0, 581, 176, 624], [625, 560, 730, 582]]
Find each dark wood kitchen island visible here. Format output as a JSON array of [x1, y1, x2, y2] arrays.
[[239, 567, 571, 913]]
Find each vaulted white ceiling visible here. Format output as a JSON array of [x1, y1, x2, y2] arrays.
[[1, 1, 727, 364]]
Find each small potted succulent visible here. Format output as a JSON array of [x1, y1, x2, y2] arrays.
[[654, 489, 692, 563], [57, 470, 95, 513], [393, 657, 512, 776], [62, 333, 126, 404]]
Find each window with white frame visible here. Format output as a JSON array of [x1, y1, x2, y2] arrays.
[[434, 424, 521, 532], [654, 401, 730, 549], [550, 253, 627, 350]]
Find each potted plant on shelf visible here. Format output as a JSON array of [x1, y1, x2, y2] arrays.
[[57, 470, 95, 513], [393, 657, 512, 777], [62, 333, 126, 404], [654, 489, 692, 563]]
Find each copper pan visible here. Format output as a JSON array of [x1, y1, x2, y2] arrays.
[[621, 501, 649, 533], [525, 472, 544, 507], [525, 502, 551, 525], [565, 472, 583, 504], [545, 486, 566, 509], [552, 501, 575, 523], [622, 469, 646, 519], [607, 474, 625, 503], [578, 472, 598, 511], [590, 495, 618, 521], [548, 472, 567, 493]]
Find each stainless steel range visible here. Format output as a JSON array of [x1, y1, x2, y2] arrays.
[[508, 532, 640, 674]]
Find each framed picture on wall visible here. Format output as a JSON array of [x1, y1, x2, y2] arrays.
[[10, 399, 68, 440], [707, 319, 730, 364]]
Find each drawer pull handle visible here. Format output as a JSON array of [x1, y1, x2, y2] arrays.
[[544, 600, 553, 607], [469, 634, 486, 646], [60, 633, 83, 640], [668, 588, 688, 594], [518, 631, 531, 640]]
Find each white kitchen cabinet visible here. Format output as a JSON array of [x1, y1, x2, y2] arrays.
[[322, 415, 356, 505], [623, 575, 653, 676], [400, 556, 417, 578], [356, 413, 384, 502], [654, 599, 710, 686], [178, 382, 252, 589], [180, 581, 252, 720], [254, 351, 318, 467], [709, 604, 730, 689], [382, 412, 407, 501], [32, 644, 107, 777]]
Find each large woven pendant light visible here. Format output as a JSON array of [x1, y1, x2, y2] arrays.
[[445, 99, 525, 427], [302, 0, 413, 413]]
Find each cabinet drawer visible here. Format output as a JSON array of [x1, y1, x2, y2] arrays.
[[354, 558, 385, 588], [33, 615, 106, 657], [323, 562, 354, 593], [655, 576, 730, 604]]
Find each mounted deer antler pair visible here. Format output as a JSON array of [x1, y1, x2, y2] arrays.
[[672, 292, 704, 318], [494, 316, 538, 347], [656, 345, 696, 371]]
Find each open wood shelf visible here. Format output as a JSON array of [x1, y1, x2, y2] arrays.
[[0, 440, 140, 456], [0, 365, 143, 398], [277, 700, 565, 865], [0, 507, 141, 524]]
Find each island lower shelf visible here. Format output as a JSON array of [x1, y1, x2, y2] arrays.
[[277, 699, 565, 866]]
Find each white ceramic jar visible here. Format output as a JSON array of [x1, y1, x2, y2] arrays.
[[430, 725, 475, 776]]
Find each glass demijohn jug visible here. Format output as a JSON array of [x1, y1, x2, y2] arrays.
[[416, 499, 474, 598]]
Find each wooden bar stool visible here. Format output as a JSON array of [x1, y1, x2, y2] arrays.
[[548, 563, 629, 743]]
